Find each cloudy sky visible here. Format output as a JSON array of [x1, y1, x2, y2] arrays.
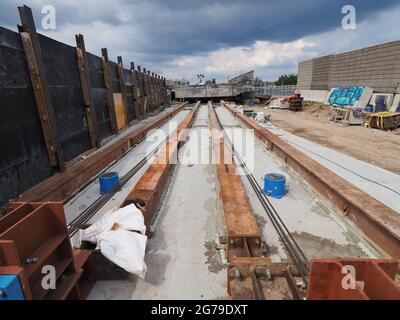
[[1, 0, 400, 83]]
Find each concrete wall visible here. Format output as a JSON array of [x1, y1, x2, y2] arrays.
[[311, 55, 333, 90], [297, 40, 400, 93], [296, 60, 313, 90], [174, 84, 237, 98], [297, 89, 329, 103]]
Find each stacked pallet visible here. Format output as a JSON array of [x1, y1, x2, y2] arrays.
[[289, 94, 303, 112]]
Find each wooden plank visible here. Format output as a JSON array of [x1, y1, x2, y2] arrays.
[[101, 48, 118, 134], [117, 56, 129, 126], [75, 34, 100, 148], [18, 5, 65, 171], [113, 93, 126, 130]]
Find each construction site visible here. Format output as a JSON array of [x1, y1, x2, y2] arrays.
[[0, 3, 400, 304]]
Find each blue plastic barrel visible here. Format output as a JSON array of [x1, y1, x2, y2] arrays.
[[364, 105, 373, 113], [99, 172, 120, 194], [263, 173, 288, 199]]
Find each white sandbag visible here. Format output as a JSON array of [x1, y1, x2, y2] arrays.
[[99, 229, 147, 279], [78, 204, 146, 246], [109, 204, 146, 234], [254, 112, 265, 122]]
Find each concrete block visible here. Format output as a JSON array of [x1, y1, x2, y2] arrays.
[[298, 90, 329, 103], [325, 86, 373, 109], [390, 94, 400, 112]]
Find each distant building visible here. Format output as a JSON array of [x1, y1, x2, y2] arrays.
[[228, 70, 254, 84]]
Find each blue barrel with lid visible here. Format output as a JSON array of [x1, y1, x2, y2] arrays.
[[99, 172, 120, 194], [263, 173, 288, 199]]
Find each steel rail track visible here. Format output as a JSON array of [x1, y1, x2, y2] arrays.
[[212, 103, 310, 284], [68, 106, 194, 236]]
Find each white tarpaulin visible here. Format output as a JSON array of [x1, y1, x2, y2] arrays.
[[100, 229, 147, 279], [254, 112, 266, 122], [77, 204, 147, 278]]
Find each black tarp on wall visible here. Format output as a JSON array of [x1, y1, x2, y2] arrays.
[[0, 27, 54, 205], [123, 69, 135, 122], [38, 34, 92, 162], [86, 52, 112, 141]]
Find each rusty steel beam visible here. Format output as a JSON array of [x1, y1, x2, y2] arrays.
[[221, 101, 400, 259], [209, 101, 272, 300], [130, 62, 142, 121], [122, 102, 199, 229], [76, 34, 100, 148], [101, 48, 118, 134], [117, 56, 129, 126], [18, 6, 65, 171], [307, 259, 400, 300], [209, 103, 260, 240], [17, 102, 188, 203]]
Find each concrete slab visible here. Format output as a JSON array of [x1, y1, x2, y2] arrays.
[[298, 89, 328, 103], [87, 105, 228, 300], [215, 106, 381, 262], [64, 109, 191, 224]]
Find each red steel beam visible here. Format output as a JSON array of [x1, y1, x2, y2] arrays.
[[209, 103, 260, 240], [221, 100, 400, 259], [17, 102, 188, 203], [122, 102, 199, 229], [307, 259, 400, 300]]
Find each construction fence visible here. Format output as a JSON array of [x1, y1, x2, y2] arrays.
[[0, 6, 168, 206]]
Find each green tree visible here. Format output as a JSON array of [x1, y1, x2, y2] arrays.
[[274, 74, 297, 86]]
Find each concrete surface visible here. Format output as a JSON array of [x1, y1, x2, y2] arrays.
[[87, 105, 228, 300], [298, 89, 329, 103], [215, 105, 381, 262], [64, 108, 191, 225]]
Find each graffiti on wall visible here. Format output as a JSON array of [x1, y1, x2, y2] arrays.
[[328, 86, 365, 106]]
